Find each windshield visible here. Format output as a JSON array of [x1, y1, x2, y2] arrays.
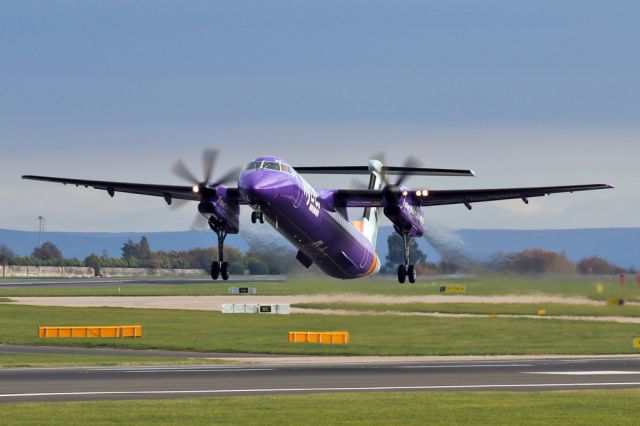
[[244, 161, 292, 174]]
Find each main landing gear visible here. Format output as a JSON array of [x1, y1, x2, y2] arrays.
[[251, 210, 264, 224], [209, 220, 230, 281], [397, 233, 417, 284]]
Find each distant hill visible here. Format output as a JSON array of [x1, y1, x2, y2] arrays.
[[1, 227, 638, 269]]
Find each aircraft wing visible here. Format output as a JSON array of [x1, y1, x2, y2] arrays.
[[332, 184, 613, 208], [21, 175, 246, 204]]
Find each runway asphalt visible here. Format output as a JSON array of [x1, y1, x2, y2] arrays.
[[0, 276, 285, 289], [2, 356, 640, 402]]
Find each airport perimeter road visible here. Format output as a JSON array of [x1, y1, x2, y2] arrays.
[[2, 357, 640, 402], [0, 276, 285, 289]]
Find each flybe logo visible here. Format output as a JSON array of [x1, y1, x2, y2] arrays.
[[301, 179, 320, 218], [402, 199, 424, 224]]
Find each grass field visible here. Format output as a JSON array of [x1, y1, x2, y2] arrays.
[[1, 275, 637, 300], [0, 354, 222, 368], [2, 303, 640, 355], [3, 390, 640, 425], [293, 302, 640, 317]]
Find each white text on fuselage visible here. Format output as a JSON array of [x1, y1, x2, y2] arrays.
[[302, 180, 321, 218]]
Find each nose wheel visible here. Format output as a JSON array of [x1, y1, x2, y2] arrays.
[[397, 233, 417, 284], [251, 211, 264, 224]]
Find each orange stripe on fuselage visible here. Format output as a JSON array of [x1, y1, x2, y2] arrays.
[[364, 254, 379, 276]]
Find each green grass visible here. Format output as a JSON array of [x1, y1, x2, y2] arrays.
[[0, 354, 229, 368], [3, 390, 640, 425], [0, 298, 11, 302], [293, 302, 640, 317], [2, 304, 640, 355], [1, 275, 637, 300]]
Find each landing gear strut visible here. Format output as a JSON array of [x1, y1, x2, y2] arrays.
[[209, 220, 230, 281], [397, 233, 416, 284], [251, 210, 264, 224]]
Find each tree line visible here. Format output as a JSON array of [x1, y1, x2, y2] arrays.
[[383, 234, 636, 275], [0, 235, 635, 276], [0, 237, 300, 275]]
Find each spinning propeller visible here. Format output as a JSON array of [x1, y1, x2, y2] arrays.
[[172, 148, 240, 195], [170, 149, 241, 230], [381, 156, 422, 202], [352, 153, 423, 203]]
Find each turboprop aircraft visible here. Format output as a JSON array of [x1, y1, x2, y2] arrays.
[[23, 150, 612, 283]]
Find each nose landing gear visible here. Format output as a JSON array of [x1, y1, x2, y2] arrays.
[[397, 233, 417, 284], [251, 210, 264, 224]]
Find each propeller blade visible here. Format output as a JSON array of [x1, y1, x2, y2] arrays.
[[190, 214, 210, 231], [351, 178, 369, 190], [172, 159, 199, 185], [210, 167, 241, 187], [169, 198, 191, 210], [394, 157, 423, 187], [202, 149, 219, 185]]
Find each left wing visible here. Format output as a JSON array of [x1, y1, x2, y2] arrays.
[[331, 184, 613, 208], [21, 175, 245, 204]]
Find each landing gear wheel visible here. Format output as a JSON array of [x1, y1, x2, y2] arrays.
[[407, 264, 416, 283], [221, 261, 230, 281], [251, 211, 265, 224], [397, 264, 407, 284], [211, 261, 220, 280]]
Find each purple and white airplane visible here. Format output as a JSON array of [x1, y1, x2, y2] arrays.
[[23, 150, 612, 283]]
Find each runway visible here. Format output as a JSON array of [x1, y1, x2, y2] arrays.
[[2, 356, 640, 402], [0, 276, 285, 289]]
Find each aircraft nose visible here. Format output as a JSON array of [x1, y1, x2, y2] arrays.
[[239, 169, 291, 203], [239, 170, 273, 202]]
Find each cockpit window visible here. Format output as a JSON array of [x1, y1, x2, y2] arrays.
[[280, 164, 291, 173], [245, 160, 292, 174], [262, 162, 280, 171]]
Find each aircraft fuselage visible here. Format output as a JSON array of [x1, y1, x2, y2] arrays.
[[239, 157, 380, 279]]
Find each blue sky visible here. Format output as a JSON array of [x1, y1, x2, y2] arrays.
[[1, 1, 638, 232]]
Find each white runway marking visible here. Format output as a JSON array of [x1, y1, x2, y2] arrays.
[[526, 371, 640, 376], [3, 382, 640, 399], [123, 368, 275, 374], [398, 364, 532, 369]]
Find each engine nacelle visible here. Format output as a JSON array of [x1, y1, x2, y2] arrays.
[[198, 188, 240, 234], [383, 196, 424, 238]]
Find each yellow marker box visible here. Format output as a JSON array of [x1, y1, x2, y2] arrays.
[[39, 325, 142, 338], [439, 285, 465, 294], [289, 331, 350, 345], [634, 338, 640, 349]]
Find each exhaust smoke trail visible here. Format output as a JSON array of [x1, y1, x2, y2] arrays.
[[423, 221, 478, 270]]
